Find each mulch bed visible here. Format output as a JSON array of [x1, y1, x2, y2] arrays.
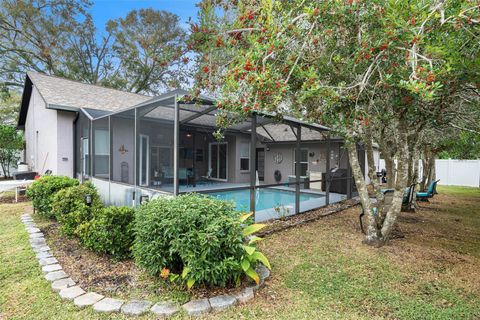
[[0, 194, 29, 204], [36, 199, 360, 301], [259, 199, 360, 236], [40, 220, 252, 301]]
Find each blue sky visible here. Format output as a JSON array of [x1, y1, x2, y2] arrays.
[[91, 0, 199, 31]]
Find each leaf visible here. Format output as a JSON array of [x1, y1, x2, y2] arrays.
[[181, 267, 189, 279], [169, 274, 179, 282], [242, 245, 256, 255], [251, 251, 271, 270], [248, 235, 263, 245], [243, 223, 265, 237], [240, 212, 253, 223], [241, 258, 250, 272], [187, 278, 195, 289], [245, 267, 260, 284]]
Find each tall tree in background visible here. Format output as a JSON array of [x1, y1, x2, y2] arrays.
[[0, 1, 190, 95], [192, 0, 479, 246], [0, 91, 20, 125], [0, 0, 90, 88], [0, 124, 23, 177], [108, 9, 190, 94]]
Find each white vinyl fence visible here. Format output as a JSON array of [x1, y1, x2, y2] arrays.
[[435, 159, 480, 188], [378, 159, 480, 188]]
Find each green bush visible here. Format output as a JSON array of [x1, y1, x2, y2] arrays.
[[133, 193, 249, 288], [77, 206, 136, 260], [26, 175, 79, 218], [51, 182, 103, 236]]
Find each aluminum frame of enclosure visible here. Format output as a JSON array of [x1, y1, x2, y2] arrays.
[[82, 89, 356, 221]]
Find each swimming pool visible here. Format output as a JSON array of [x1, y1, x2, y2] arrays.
[[205, 188, 323, 212]]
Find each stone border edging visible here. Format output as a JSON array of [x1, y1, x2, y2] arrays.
[[20, 213, 270, 317]]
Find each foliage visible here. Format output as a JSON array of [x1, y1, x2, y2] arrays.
[[77, 206, 136, 260], [107, 8, 190, 94], [51, 182, 102, 236], [0, 1, 189, 94], [0, 91, 20, 126], [26, 175, 79, 218], [192, 0, 480, 246], [0, 124, 23, 177], [133, 193, 270, 288], [438, 131, 480, 160]]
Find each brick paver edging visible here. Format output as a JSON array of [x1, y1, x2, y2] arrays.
[[20, 213, 270, 317]]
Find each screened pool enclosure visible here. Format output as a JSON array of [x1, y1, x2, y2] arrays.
[[74, 89, 361, 222]]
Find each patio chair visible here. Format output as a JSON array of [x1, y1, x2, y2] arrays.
[[402, 183, 416, 211], [416, 179, 440, 202]]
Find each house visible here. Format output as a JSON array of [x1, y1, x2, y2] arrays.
[[17, 72, 152, 177], [18, 72, 379, 221]]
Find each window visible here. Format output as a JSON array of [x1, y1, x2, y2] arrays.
[[294, 149, 309, 176], [239, 142, 250, 171]]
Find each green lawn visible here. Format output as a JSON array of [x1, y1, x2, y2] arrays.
[[1, 186, 480, 319]]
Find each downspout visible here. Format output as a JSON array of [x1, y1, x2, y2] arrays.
[[73, 111, 80, 180]]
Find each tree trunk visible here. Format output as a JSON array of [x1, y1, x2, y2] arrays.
[[346, 141, 381, 244], [379, 122, 409, 242]]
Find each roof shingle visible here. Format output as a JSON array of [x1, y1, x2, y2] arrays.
[[28, 72, 152, 112]]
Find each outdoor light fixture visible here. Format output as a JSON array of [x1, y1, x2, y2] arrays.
[[140, 195, 150, 205], [186, 132, 192, 138], [309, 151, 315, 157], [85, 194, 92, 206]]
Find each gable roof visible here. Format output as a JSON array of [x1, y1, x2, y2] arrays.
[[18, 72, 152, 129]]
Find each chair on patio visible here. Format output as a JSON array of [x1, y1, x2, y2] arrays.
[[416, 179, 440, 202]]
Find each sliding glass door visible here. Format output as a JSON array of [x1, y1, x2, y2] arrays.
[[209, 142, 227, 181]]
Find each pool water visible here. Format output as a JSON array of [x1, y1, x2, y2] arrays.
[[206, 188, 322, 212]]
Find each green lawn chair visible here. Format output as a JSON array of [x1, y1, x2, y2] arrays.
[[416, 179, 440, 202]]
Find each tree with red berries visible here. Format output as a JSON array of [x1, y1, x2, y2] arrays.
[[191, 0, 479, 246]]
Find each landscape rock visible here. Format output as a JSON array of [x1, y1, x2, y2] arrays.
[[42, 264, 62, 273], [51, 278, 75, 292], [74, 292, 104, 308], [29, 233, 44, 239], [36, 251, 53, 259], [93, 297, 124, 313], [121, 300, 152, 316], [209, 295, 237, 311], [182, 298, 211, 316], [38, 257, 58, 266], [26, 227, 40, 234], [45, 270, 69, 281], [151, 301, 179, 317], [59, 286, 85, 300], [32, 245, 50, 253], [30, 238, 47, 246], [235, 287, 254, 304]]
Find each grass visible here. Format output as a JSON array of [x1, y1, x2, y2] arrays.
[[1, 186, 480, 319]]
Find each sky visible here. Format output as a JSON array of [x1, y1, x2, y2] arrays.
[[90, 0, 200, 31]]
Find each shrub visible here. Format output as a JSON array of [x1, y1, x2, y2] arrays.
[[78, 206, 136, 260], [133, 193, 270, 288], [51, 182, 103, 236], [26, 175, 79, 218]]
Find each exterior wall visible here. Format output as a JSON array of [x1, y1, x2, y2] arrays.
[[111, 117, 135, 184], [56, 111, 75, 177], [262, 141, 345, 185], [24, 86, 59, 175]]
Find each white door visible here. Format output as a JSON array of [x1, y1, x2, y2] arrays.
[[139, 134, 150, 186], [209, 142, 228, 181]]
